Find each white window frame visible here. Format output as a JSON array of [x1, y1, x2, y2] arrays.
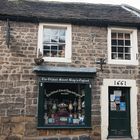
[[38, 23, 72, 62], [108, 27, 138, 65]]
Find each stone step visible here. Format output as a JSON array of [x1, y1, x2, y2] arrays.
[[108, 138, 133, 140], [23, 135, 91, 140]]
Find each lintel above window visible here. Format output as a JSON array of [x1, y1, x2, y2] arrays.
[[38, 23, 72, 63], [108, 27, 138, 65]]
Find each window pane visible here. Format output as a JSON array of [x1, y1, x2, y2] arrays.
[[118, 40, 124, 46], [118, 47, 123, 53], [118, 53, 123, 59], [51, 36, 58, 43], [44, 51, 50, 57], [51, 46, 58, 50], [59, 45, 65, 51], [58, 45, 65, 57], [59, 29, 66, 36], [118, 33, 123, 39], [43, 36, 50, 44], [43, 29, 51, 43], [125, 47, 130, 53], [111, 33, 117, 39], [125, 33, 130, 39], [112, 53, 117, 59], [112, 40, 117, 45], [112, 47, 117, 52], [44, 45, 50, 50], [125, 54, 131, 60], [59, 36, 65, 43], [51, 29, 58, 36], [125, 40, 130, 46], [44, 28, 51, 35], [51, 50, 57, 57], [51, 46, 58, 57]]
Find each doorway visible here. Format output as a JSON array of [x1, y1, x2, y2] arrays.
[[108, 87, 131, 137]]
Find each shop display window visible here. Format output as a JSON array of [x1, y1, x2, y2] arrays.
[[38, 80, 91, 129]]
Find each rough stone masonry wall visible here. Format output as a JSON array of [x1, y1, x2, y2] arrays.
[[0, 21, 38, 140], [0, 20, 140, 140]]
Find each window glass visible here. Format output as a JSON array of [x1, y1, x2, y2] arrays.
[[38, 24, 71, 62], [38, 77, 92, 129], [43, 83, 86, 126], [111, 32, 131, 60], [108, 28, 138, 65], [43, 27, 66, 58]]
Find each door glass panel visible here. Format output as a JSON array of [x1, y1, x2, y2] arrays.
[[110, 90, 126, 112]]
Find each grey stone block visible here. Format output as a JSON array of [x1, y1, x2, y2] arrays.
[[5, 135, 21, 140], [60, 137, 71, 140], [72, 137, 78, 140], [79, 135, 91, 140], [43, 138, 58, 140]]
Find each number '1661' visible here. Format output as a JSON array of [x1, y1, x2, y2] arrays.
[[114, 81, 127, 86]]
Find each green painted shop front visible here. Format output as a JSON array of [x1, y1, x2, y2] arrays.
[[33, 66, 96, 129]]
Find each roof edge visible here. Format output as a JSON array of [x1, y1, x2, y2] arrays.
[[121, 4, 140, 18], [1, 14, 140, 28]]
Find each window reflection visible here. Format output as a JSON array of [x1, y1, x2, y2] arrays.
[[43, 27, 66, 58], [44, 83, 86, 126]]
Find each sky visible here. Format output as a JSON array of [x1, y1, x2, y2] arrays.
[[42, 0, 140, 10]]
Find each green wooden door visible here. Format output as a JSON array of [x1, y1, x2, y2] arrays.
[[108, 87, 131, 137]]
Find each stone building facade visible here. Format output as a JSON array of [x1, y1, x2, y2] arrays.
[[0, 1, 140, 140]]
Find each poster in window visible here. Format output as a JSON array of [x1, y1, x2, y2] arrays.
[[120, 102, 126, 111], [110, 94, 115, 101], [114, 90, 122, 96], [110, 102, 116, 111], [115, 96, 120, 104]]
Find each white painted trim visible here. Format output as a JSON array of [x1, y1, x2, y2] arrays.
[[107, 27, 138, 65], [122, 5, 140, 18], [101, 79, 138, 140], [38, 23, 72, 63]]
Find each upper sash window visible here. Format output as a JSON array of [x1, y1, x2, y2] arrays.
[[108, 27, 138, 65], [38, 23, 72, 62]]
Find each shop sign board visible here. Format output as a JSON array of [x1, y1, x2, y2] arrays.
[[39, 77, 90, 84]]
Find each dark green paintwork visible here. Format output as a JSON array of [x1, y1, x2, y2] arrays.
[[108, 87, 131, 137], [38, 80, 92, 129]]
